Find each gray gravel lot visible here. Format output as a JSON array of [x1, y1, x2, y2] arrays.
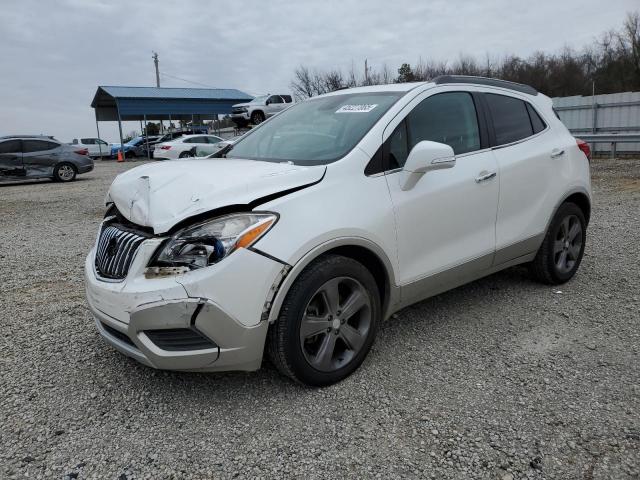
[[1, 158, 638, 479]]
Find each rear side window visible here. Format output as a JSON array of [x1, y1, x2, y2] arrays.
[[281, 95, 293, 103], [0, 140, 21, 154], [526, 104, 546, 134], [485, 94, 533, 145], [22, 140, 58, 153]]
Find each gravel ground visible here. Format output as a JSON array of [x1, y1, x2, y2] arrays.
[[0, 157, 638, 480]]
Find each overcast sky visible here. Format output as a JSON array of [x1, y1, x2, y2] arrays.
[[0, 0, 636, 142]]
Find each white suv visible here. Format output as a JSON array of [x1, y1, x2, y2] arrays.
[[85, 76, 591, 386], [230, 94, 294, 127]]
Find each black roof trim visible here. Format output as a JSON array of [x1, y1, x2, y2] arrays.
[[432, 75, 538, 96], [0, 135, 56, 140]]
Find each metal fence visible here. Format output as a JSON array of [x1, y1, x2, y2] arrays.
[[552, 91, 640, 154]]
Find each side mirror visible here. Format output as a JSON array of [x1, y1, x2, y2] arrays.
[[400, 140, 456, 191]]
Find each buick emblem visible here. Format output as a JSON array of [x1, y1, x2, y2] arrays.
[[106, 237, 118, 257]]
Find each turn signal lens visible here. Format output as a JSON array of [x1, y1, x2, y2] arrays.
[[235, 219, 275, 249]]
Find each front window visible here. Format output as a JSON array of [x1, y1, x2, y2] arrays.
[[226, 92, 404, 165], [250, 95, 269, 104]]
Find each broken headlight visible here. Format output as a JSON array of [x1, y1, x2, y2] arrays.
[[148, 213, 277, 272]]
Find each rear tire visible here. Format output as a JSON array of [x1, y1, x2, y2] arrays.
[[267, 254, 381, 387], [529, 202, 586, 284], [179, 151, 192, 158], [53, 163, 76, 182]]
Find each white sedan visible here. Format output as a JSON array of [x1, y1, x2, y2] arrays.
[[154, 134, 224, 160]]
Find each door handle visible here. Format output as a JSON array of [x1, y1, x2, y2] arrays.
[[475, 171, 496, 183], [550, 148, 565, 158]]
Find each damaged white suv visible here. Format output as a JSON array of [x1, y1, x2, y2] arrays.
[[85, 76, 591, 386]]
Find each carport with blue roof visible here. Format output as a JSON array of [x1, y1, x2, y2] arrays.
[[91, 86, 253, 158]]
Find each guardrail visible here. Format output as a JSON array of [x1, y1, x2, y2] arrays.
[[574, 133, 640, 158]]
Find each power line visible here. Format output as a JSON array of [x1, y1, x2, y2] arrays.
[[159, 72, 218, 88]]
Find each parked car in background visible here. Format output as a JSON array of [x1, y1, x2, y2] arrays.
[[0, 135, 93, 182], [71, 138, 110, 159], [85, 76, 591, 386], [193, 139, 237, 157], [110, 136, 147, 158], [154, 134, 223, 160], [133, 135, 162, 157], [231, 94, 293, 127]]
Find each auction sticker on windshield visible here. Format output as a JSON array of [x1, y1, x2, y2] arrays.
[[336, 104, 378, 113]]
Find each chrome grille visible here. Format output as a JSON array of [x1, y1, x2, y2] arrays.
[[95, 225, 147, 280]]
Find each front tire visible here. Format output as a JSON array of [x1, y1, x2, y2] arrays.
[[529, 202, 586, 284], [251, 111, 265, 125], [267, 254, 381, 387], [53, 163, 77, 182]]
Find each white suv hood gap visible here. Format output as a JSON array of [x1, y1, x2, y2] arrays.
[[107, 159, 325, 234]]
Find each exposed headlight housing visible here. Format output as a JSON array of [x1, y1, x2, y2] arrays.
[[147, 212, 277, 274]]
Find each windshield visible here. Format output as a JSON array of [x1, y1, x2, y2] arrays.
[[250, 95, 269, 104], [227, 92, 403, 165]]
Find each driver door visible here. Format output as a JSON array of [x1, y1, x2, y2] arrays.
[[384, 91, 499, 300], [266, 95, 285, 117]]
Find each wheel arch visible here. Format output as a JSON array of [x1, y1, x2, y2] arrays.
[[266, 238, 399, 324], [563, 191, 591, 225]]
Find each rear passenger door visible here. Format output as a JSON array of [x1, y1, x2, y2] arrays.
[[0, 140, 24, 178], [482, 93, 559, 263], [21, 139, 61, 177], [384, 90, 499, 292]]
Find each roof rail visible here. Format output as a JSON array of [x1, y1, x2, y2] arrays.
[[432, 75, 538, 96]]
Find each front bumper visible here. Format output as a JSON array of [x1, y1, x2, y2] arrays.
[[85, 239, 287, 372], [231, 113, 249, 125]]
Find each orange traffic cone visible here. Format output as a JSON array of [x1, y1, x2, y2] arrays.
[[117, 150, 124, 162]]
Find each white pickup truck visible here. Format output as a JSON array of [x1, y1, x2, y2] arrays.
[[230, 94, 294, 127], [70, 138, 110, 158]]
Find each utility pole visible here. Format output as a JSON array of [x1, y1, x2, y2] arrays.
[[153, 51, 162, 133], [364, 59, 369, 85], [153, 51, 160, 87]]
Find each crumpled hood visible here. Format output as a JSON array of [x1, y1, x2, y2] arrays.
[[107, 158, 325, 234]]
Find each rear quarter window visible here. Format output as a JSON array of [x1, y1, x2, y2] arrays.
[[485, 93, 534, 145], [526, 103, 547, 134]]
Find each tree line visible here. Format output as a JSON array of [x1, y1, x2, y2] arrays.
[[291, 12, 640, 99]]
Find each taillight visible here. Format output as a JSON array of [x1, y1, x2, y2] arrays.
[[576, 139, 591, 161], [74, 148, 88, 155], [160, 145, 171, 150]]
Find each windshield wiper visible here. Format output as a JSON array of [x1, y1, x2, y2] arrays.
[[211, 143, 234, 158]]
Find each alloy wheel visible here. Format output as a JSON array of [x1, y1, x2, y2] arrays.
[[58, 165, 75, 181], [299, 276, 372, 372], [553, 214, 582, 274]]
